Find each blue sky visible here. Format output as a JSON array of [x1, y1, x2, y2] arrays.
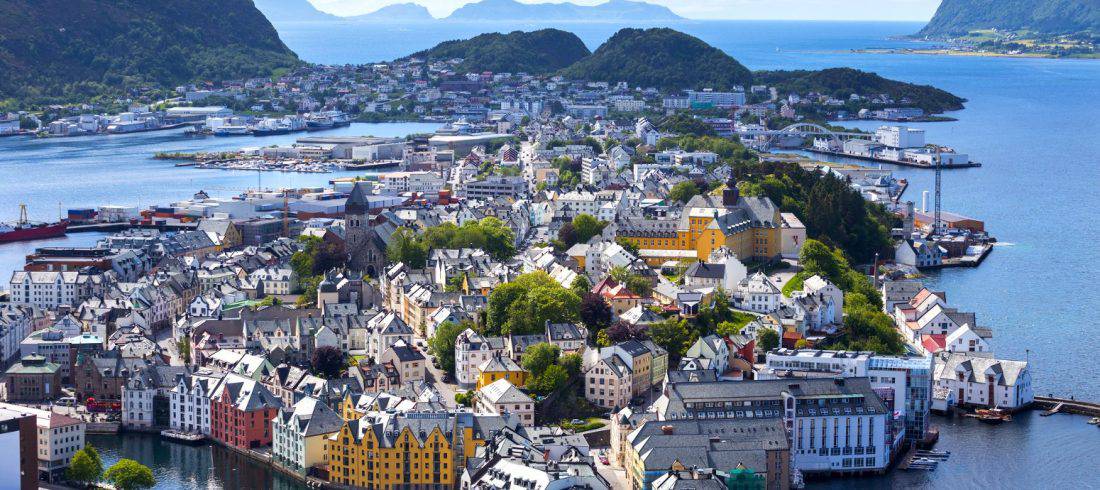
[[311, 0, 942, 21]]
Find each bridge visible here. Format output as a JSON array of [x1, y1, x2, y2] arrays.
[[735, 123, 872, 149]]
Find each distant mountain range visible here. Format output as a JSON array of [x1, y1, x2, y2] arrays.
[[348, 3, 434, 22], [253, 0, 684, 23], [919, 0, 1100, 36], [0, 0, 299, 102]]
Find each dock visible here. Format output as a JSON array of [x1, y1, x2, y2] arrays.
[[161, 429, 207, 445], [805, 148, 982, 169], [68, 222, 198, 233], [1033, 396, 1100, 417]]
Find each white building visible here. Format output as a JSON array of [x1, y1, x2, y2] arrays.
[[455, 328, 506, 388], [0, 403, 86, 483], [476, 379, 535, 427], [933, 352, 1033, 410], [170, 373, 218, 435], [9, 271, 90, 309], [272, 396, 344, 476], [875, 126, 925, 149], [734, 272, 782, 313]]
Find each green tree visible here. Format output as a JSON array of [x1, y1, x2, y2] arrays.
[[387, 227, 429, 268], [649, 318, 694, 360], [757, 329, 780, 352], [668, 181, 701, 204], [522, 343, 561, 378], [486, 272, 581, 335], [570, 275, 592, 297], [615, 237, 640, 257], [715, 311, 756, 337], [176, 336, 191, 365], [67, 446, 103, 487], [571, 214, 606, 243], [429, 320, 469, 376], [561, 353, 583, 378], [527, 364, 569, 396], [104, 459, 155, 490]]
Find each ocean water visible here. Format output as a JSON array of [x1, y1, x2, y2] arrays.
[[6, 19, 1100, 489]]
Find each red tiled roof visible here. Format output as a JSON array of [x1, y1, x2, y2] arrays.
[[921, 334, 946, 353]]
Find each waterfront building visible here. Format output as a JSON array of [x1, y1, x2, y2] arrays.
[[657, 377, 892, 475], [8, 271, 93, 310], [326, 411, 514, 488], [624, 418, 790, 490], [760, 349, 933, 443], [0, 305, 35, 367], [271, 396, 343, 477], [475, 379, 535, 427], [210, 373, 283, 450], [933, 351, 1033, 410], [0, 403, 85, 483], [121, 364, 189, 429], [170, 372, 218, 435]]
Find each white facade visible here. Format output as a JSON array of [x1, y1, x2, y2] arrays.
[[455, 328, 506, 388], [933, 352, 1033, 410], [170, 375, 215, 435], [875, 126, 925, 149], [735, 272, 782, 313], [9, 271, 89, 309]]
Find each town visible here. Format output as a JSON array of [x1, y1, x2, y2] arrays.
[[0, 61, 1037, 489]]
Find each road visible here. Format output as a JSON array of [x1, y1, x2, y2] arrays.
[[419, 339, 457, 408], [591, 448, 630, 488]]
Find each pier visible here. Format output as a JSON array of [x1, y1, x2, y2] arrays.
[[68, 222, 198, 233], [1034, 396, 1100, 417], [805, 148, 982, 169]]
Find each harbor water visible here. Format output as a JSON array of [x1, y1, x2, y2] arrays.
[[5, 20, 1099, 489]]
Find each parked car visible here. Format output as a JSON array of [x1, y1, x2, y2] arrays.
[[56, 397, 77, 407]]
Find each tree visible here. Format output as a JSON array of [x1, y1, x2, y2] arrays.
[[606, 320, 647, 344], [579, 293, 612, 333], [104, 459, 155, 490], [67, 446, 103, 487], [176, 336, 191, 365], [522, 343, 561, 378], [454, 392, 473, 407], [557, 222, 578, 247], [486, 272, 581, 336], [387, 227, 429, 268], [527, 364, 569, 396], [570, 275, 592, 297], [648, 318, 693, 360], [429, 320, 468, 376], [572, 214, 606, 244], [697, 288, 735, 331], [757, 329, 780, 352], [615, 237, 640, 257], [561, 353, 583, 378], [311, 346, 345, 379], [669, 181, 701, 204], [715, 311, 756, 337]]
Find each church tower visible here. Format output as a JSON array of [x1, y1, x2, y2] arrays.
[[345, 182, 383, 276]]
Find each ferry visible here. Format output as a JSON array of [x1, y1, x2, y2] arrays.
[[0, 205, 68, 243], [306, 110, 351, 131], [212, 125, 251, 137]]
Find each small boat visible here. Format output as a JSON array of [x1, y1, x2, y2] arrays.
[[973, 407, 1012, 424], [1088, 417, 1100, 425]]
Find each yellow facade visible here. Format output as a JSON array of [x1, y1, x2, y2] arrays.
[[475, 368, 529, 391], [326, 418, 486, 489], [622, 197, 781, 265]]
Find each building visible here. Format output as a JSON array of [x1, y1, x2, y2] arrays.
[[170, 372, 217, 435], [933, 352, 1033, 410], [460, 176, 527, 199], [779, 213, 806, 259], [210, 374, 283, 450], [585, 353, 633, 410], [624, 418, 789, 490], [760, 349, 933, 443], [874, 126, 925, 149], [0, 403, 85, 483], [0, 405, 38, 490], [3, 355, 62, 402], [476, 353, 528, 391], [476, 379, 535, 427], [20, 330, 102, 384], [618, 182, 780, 264], [326, 411, 508, 488], [272, 396, 344, 477], [8, 271, 90, 309], [455, 329, 507, 389], [380, 339, 426, 384], [344, 182, 388, 277], [658, 377, 892, 475]]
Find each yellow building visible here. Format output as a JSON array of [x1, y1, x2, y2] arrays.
[[620, 183, 781, 266], [326, 412, 510, 489], [475, 354, 529, 391]]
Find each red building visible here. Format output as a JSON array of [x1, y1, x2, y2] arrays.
[[210, 374, 282, 450]]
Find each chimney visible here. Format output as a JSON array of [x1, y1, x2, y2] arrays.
[[722, 180, 739, 206], [660, 425, 674, 435]]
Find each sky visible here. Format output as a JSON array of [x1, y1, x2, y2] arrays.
[[311, 0, 942, 21]]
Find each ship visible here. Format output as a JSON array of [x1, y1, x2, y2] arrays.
[[212, 125, 251, 137], [0, 205, 69, 243], [306, 110, 351, 131]]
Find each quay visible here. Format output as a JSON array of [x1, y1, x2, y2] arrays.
[[1033, 396, 1100, 417], [67, 222, 198, 233], [806, 148, 982, 169]]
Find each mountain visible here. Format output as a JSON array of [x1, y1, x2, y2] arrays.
[[253, 0, 340, 23], [406, 29, 591, 74], [349, 3, 435, 22], [919, 0, 1100, 36], [0, 0, 299, 102], [446, 0, 683, 22], [753, 68, 966, 113], [560, 28, 753, 91]]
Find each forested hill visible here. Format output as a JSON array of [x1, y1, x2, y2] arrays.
[[753, 68, 966, 113], [919, 0, 1100, 36], [560, 28, 754, 91], [406, 29, 591, 74], [0, 0, 300, 102]]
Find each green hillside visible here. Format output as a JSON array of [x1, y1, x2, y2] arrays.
[[406, 29, 591, 74], [754, 68, 966, 113], [0, 0, 300, 103], [920, 0, 1100, 36]]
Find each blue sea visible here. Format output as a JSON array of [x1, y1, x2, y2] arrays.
[[4, 19, 1099, 489]]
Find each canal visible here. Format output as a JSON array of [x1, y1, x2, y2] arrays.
[[89, 433, 308, 490]]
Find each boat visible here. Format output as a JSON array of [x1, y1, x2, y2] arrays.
[[212, 125, 250, 136], [0, 205, 69, 243], [1088, 417, 1100, 425], [973, 407, 1012, 424], [306, 117, 334, 131], [160, 429, 207, 445], [252, 126, 291, 136]]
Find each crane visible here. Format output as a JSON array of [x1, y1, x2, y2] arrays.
[[934, 146, 943, 236]]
